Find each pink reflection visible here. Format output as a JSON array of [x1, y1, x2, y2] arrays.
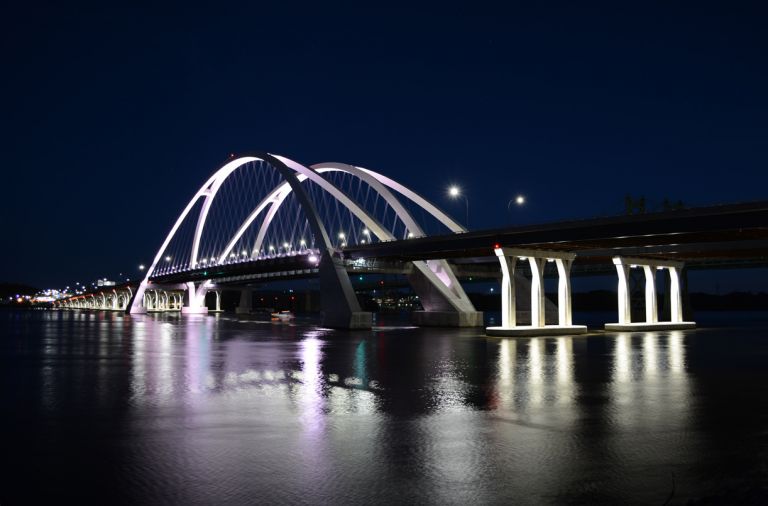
[[299, 337, 325, 431]]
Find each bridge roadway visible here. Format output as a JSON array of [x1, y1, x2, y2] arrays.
[[148, 199, 768, 288], [58, 200, 768, 324], [342, 200, 768, 268]]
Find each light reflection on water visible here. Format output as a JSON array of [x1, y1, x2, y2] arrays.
[[2, 310, 768, 504]]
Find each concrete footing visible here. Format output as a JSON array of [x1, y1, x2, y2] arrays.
[[486, 324, 588, 337], [412, 311, 484, 327], [322, 311, 372, 329], [235, 307, 252, 314], [605, 322, 696, 331], [182, 306, 209, 315]]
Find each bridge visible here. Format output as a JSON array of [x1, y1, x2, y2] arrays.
[[57, 152, 768, 334]]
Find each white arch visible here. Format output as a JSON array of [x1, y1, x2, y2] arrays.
[[129, 153, 474, 317], [315, 163, 466, 234], [215, 161, 463, 264], [213, 159, 399, 263]]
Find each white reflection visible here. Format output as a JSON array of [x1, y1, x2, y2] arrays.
[[610, 330, 691, 437], [644, 333, 658, 377], [131, 323, 146, 399], [157, 322, 173, 400], [668, 331, 684, 374], [495, 339, 517, 411], [528, 338, 544, 405], [299, 337, 325, 431], [185, 317, 213, 398], [556, 337, 573, 386], [614, 333, 631, 383], [499, 339, 516, 386]]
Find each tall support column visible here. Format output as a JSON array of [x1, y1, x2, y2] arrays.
[[555, 258, 573, 326], [495, 249, 517, 327], [669, 266, 683, 323], [614, 259, 632, 324], [318, 248, 371, 329], [529, 257, 547, 327], [215, 291, 221, 312], [642, 265, 658, 323], [237, 288, 253, 314]]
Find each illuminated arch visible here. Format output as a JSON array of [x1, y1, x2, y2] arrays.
[[128, 153, 476, 318]]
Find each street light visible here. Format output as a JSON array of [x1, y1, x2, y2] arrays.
[[447, 185, 469, 228], [138, 264, 145, 271], [507, 194, 526, 223]]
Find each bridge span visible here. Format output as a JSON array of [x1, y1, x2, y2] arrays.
[[56, 153, 768, 333]]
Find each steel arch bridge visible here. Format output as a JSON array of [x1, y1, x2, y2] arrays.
[[128, 152, 482, 328]]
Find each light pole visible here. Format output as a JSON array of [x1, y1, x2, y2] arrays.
[[507, 194, 525, 223], [448, 186, 469, 229]]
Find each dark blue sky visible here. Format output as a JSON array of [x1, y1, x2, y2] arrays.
[[2, 2, 767, 288]]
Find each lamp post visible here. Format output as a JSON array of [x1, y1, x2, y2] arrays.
[[448, 186, 469, 229], [507, 194, 525, 223]]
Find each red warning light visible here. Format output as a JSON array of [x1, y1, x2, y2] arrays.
[[493, 243, 501, 250]]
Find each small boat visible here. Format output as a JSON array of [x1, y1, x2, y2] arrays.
[[271, 310, 295, 322]]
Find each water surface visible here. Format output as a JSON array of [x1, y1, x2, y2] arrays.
[[1, 310, 767, 505]]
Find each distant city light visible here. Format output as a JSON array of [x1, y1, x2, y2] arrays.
[[138, 264, 145, 271]]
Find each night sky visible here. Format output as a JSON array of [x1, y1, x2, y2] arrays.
[[3, 2, 767, 289]]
